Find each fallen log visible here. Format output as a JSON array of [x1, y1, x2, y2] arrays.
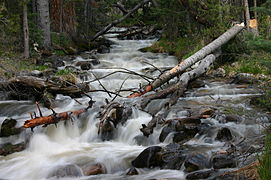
[[128, 23, 245, 98], [141, 53, 217, 109], [92, 0, 152, 41], [0, 76, 89, 100]]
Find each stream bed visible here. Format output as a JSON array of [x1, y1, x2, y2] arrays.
[[0, 32, 270, 180]]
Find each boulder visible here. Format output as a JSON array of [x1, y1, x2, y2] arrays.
[[48, 164, 83, 178], [161, 143, 185, 169], [0, 143, 26, 156], [212, 154, 237, 169], [132, 146, 163, 168], [173, 131, 192, 144], [215, 128, 233, 141], [184, 153, 210, 172], [126, 167, 138, 175], [0, 118, 22, 137]]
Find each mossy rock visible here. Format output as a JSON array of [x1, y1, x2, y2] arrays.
[[0, 143, 25, 156], [0, 118, 22, 137]]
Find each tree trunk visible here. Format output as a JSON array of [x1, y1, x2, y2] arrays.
[[140, 54, 217, 108], [244, 0, 250, 30], [252, 0, 259, 36], [128, 23, 245, 98], [91, 0, 152, 41], [23, 1, 30, 58], [37, 0, 51, 49]]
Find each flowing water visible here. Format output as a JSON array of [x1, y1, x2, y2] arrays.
[[0, 32, 270, 180]]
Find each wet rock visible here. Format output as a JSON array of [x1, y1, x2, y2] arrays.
[[188, 79, 205, 89], [199, 107, 215, 117], [215, 128, 233, 141], [97, 45, 110, 54], [173, 131, 192, 144], [82, 163, 105, 176], [79, 61, 92, 70], [231, 73, 258, 84], [132, 146, 163, 168], [0, 143, 26, 156], [126, 167, 138, 175], [161, 143, 185, 169], [212, 154, 237, 169], [0, 118, 22, 137], [159, 125, 175, 142], [186, 169, 216, 179], [225, 115, 241, 123], [184, 153, 210, 172], [49, 164, 83, 178]]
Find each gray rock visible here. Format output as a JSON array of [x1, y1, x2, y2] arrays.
[[0, 118, 22, 137], [184, 153, 210, 172]]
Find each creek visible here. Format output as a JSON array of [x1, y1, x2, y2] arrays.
[[0, 31, 269, 180]]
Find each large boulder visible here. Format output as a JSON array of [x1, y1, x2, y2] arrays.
[[131, 146, 163, 168], [161, 143, 185, 169], [48, 164, 83, 178], [0, 118, 22, 137]]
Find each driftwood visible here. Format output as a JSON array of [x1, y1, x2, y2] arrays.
[[23, 109, 86, 130], [128, 23, 245, 98], [92, 0, 152, 41], [141, 53, 217, 108], [23, 99, 94, 130]]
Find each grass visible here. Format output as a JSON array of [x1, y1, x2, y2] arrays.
[[259, 127, 271, 180], [221, 51, 271, 76], [141, 37, 202, 61]]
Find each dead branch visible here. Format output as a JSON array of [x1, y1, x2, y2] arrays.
[[92, 0, 152, 41]]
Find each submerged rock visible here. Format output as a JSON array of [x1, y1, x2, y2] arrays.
[[184, 153, 210, 172], [0, 118, 22, 137], [82, 163, 106, 176], [212, 154, 237, 169], [0, 143, 25, 156], [48, 164, 83, 178], [215, 128, 233, 141], [132, 146, 163, 168]]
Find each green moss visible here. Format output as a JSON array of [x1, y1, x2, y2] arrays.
[[55, 69, 73, 76], [259, 127, 271, 180]]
